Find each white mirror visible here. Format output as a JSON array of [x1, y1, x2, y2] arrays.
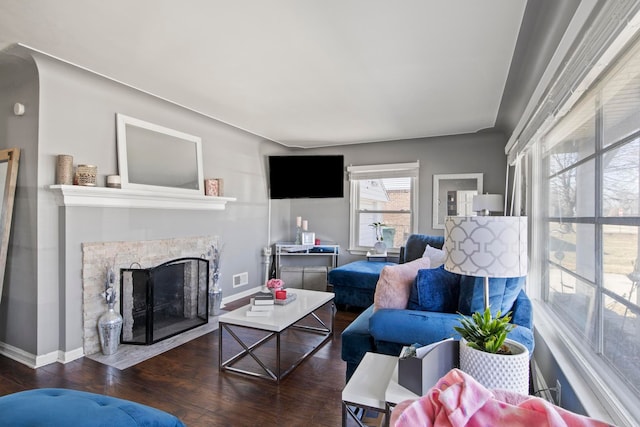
[[433, 173, 483, 229], [116, 114, 204, 195]]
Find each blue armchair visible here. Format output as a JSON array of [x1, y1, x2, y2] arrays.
[[341, 234, 534, 380]]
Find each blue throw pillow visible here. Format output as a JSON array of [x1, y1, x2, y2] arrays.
[[457, 275, 525, 316], [407, 265, 460, 313]]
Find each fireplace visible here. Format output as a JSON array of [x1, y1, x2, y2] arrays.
[[120, 257, 209, 345]]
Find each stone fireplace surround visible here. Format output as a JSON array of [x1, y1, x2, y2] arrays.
[[81, 235, 217, 356]]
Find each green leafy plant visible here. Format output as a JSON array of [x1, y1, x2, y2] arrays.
[[454, 307, 516, 354]]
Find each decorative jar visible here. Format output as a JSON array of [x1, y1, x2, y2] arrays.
[[98, 302, 123, 355]]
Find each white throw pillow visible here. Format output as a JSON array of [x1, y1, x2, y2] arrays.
[[422, 244, 446, 268]]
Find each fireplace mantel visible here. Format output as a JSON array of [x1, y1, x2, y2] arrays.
[[49, 184, 236, 210]]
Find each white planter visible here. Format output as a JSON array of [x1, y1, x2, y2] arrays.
[[459, 338, 530, 395]]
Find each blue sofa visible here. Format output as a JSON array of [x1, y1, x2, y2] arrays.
[[341, 234, 534, 380]]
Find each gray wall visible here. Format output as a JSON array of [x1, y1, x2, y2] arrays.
[[0, 50, 40, 354], [0, 45, 291, 357], [278, 132, 507, 265], [0, 45, 508, 360]]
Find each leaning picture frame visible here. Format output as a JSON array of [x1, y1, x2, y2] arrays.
[[301, 232, 316, 245], [116, 114, 204, 195]]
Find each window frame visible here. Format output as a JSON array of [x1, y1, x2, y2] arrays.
[[347, 162, 419, 255], [524, 33, 640, 425]]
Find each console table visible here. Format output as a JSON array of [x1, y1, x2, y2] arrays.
[[274, 243, 339, 278]]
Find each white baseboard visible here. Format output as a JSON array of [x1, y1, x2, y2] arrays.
[[58, 347, 85, 364], [0, 341, 84, 369], [0, 288, 259, 370], [0, 341, 38, 368], [221, 285, 262, 305]]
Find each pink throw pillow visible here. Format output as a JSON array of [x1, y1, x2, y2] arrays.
[[373, 257, 431, 311]]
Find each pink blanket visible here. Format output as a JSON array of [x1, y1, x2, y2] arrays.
[[390, 369, 614, 427]]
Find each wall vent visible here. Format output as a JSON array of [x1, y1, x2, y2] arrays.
[[233, 272, 249, 288]]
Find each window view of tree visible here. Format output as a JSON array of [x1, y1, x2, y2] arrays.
[[540, 41, 640, 399], [356, 177, 411, 249]]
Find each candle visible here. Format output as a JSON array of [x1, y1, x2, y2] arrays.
[[302, 220, 308, 231], [296, 216, 302, 227]]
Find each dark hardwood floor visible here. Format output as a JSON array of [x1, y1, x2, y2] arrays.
[[0, 297, 363, 426]]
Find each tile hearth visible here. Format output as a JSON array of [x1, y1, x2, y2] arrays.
[[81, 235, 219, 357]]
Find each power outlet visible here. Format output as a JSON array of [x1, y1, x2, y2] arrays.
[[233, 272, 249, 288]]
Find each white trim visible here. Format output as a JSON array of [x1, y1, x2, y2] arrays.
[[347, 162, 419, 253], [58, 347, 85, 364], [0, 341, 38, 368], [347, 161, 420, 174], [0, 342, 86, 368], [49, 184, 235, 210], [506, 1, 640, 162], [533, 301, 638, 427], [505, 0, 601, 156]]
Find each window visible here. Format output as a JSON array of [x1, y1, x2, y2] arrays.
[[529, 30, 640, 423], [347, 162, 419, 253]]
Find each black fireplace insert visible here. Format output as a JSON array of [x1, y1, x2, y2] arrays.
[[120, 257, 209, 345]]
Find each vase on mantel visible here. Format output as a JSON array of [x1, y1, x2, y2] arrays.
[[98, 302, 123, 355]]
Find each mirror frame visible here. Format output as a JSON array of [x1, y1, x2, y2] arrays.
[[432, 173, 483, 229], [0, 148, 20, 303], [116, 114, 204, 195]]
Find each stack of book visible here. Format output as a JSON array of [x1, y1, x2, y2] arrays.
[[246, 291, 275, 316]]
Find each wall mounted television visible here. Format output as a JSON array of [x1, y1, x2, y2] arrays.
[[268, 155, 344, 199]]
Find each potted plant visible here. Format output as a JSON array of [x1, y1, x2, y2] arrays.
[[454, 307, 530, 395], [369, 222, 387, 254]]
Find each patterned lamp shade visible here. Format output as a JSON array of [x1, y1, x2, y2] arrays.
[[444, 216, 527, 278]]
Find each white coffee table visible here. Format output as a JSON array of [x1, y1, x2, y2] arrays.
[[218, 288, 335, 383], [341, 352, 419, 427]]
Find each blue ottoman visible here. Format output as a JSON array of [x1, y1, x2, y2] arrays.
[[0, 388, 186, 426], [328, 260, 394, 308]]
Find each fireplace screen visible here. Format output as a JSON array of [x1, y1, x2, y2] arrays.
[[120, 257, 209, 345]]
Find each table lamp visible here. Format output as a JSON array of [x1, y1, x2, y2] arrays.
[[444, 216, 527, 310], [472, 194, 504, 216]]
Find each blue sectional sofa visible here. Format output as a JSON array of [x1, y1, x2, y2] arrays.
[[328, 235, 445, 308], [340, 234, 534, 380], [328, 260, 395, 308]]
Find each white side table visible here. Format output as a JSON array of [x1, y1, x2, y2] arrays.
[[385, 364, 420, 417], [342, 352, 418, 427]]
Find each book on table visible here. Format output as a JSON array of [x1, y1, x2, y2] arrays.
[[246, 309, 271, 317], [249, 303, 274, 311], [253, 291, 275, 305]]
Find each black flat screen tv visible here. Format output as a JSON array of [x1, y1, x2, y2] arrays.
[[268, 155, 344, 199]]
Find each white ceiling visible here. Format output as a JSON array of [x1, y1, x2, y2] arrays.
[[0, 0, 533, 148]]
